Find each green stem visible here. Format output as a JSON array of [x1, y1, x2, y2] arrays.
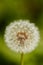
[[21, 53, 24, 65]]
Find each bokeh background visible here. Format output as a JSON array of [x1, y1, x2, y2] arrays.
[[0, 0, 43, 65]]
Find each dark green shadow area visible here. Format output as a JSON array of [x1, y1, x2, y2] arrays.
[[0, 53, 19, 65]]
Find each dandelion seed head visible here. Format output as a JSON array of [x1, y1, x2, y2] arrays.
[[4, 20, 40, 53]]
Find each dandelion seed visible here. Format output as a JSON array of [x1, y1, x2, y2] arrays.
[[4, 20, 40, 53]]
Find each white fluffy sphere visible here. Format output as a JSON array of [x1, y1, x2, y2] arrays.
[[4, 20, 40, 53]]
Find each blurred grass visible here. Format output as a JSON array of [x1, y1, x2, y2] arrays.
[[0, 0, 43, 65]]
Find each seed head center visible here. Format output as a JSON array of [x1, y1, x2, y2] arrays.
[[17, 32, 28, 44]]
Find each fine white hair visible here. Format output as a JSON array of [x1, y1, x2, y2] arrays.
[[4, 20, 40, 53]]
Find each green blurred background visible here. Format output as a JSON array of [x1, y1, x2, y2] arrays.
[[0, 0, 43, 65]]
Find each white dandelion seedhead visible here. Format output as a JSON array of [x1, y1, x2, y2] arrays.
[[4, 20, 40, 53]]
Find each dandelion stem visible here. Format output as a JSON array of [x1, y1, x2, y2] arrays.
[[21, 52, 24, 65]]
